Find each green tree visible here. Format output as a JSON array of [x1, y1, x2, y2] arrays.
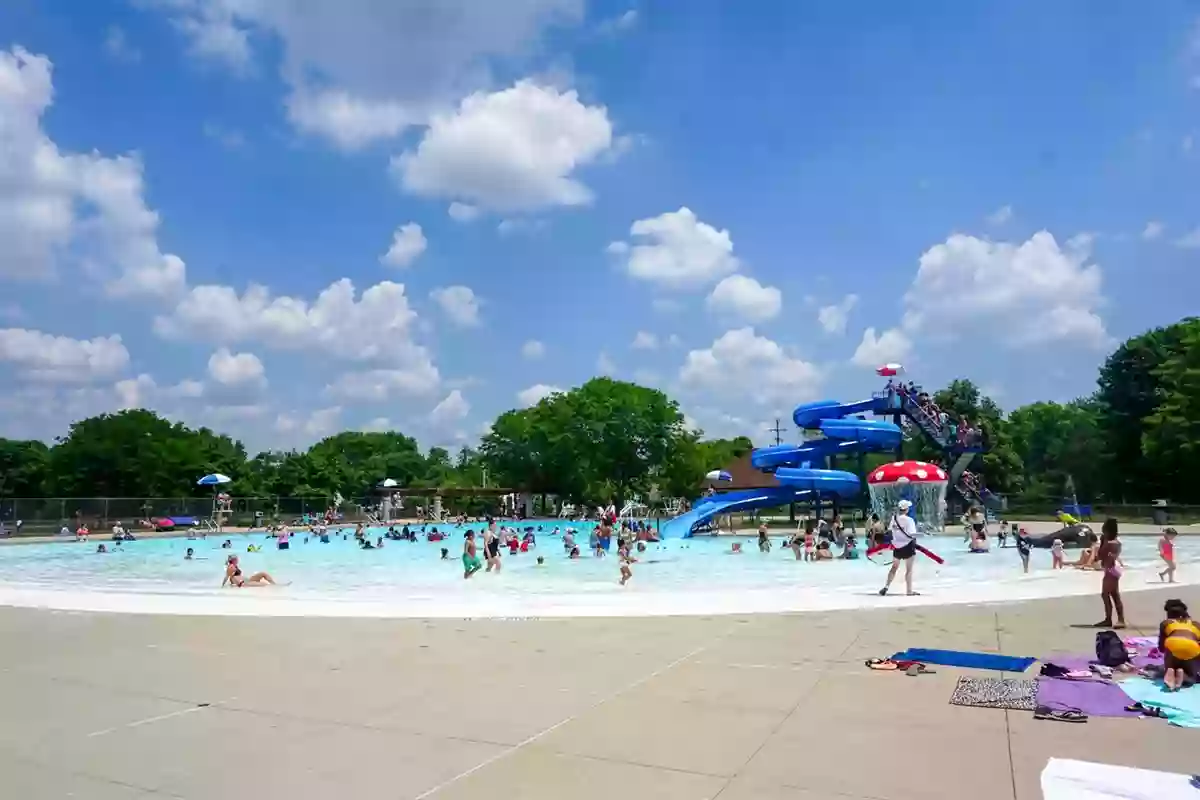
[[1141, 322, 1200, 502], [1096, 317, 1200, 500], [1007, 400, 1103, 501], [48, 410, 246, 497], [0, 439, 50, 498], [910, 379, 1024, 495]]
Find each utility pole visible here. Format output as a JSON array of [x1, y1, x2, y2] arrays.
[[769, 418, 786, 446]]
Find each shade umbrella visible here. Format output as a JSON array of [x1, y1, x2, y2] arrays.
[[196, 473, 232, 486], [704, 469, 733, 482], [875, 363, 904, 377], [378, 478, 399, 488]]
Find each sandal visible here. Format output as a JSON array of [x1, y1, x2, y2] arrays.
[[1034, 705, 1088, 723], [866, 658, 899, 671], [905, 663, 935, 676]]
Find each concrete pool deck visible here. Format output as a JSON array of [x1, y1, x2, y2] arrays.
[[3, 587, 1199, 799]]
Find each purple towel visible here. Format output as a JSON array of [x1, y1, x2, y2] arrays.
[[1036, 677, 1138, 717]]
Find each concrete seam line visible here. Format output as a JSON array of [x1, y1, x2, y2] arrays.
[[85, 697, 235, 738], [411, 626, 739, 800]]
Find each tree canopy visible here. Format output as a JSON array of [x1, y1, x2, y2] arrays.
[[2, 316, 1199, 509]]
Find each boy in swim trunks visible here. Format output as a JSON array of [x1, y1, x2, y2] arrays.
[[462, 531, 483, 579], [1159, 528, 1178, 584], [1159, 599, 1200, 691]]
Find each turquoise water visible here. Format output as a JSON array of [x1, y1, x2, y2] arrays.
[[0, 521, 1188, 618]]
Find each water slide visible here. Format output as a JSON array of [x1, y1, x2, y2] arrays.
[[659, 399, 902, 539]]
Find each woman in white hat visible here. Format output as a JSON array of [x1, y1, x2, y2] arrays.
[[880, 499, 920, 596]]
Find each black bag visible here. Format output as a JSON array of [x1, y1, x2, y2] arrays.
[[1095, 631, 1129, 667]]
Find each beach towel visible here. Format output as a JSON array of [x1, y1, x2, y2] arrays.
[[949, 676, 1037, 711], [890, 648, 1035, 672], [1041, 757, 1196, 799], [1037, 677, 1138, 717], [1119, 677, 1200, 728]]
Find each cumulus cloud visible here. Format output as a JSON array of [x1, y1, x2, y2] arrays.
[[1176, 227, 1200, 249], [1142, 221, 1165, 241], [517, 383, 562, 407], [817, 294, 859, 335], [631, 331, 658, 350], [155, 278, 431, 364], [448, 201, 480, 222], [429, 285, 482, 327], [325, 364, 441, 402], [679, 328, 822, 406], [707, 274, 782, 323], [851, 327, 913, 367], [275, 406, 342, 439], [429, 389, 470, 428], [900, 231, 1109, 349], [598, 9, 638, 34], [207, 347, 266, 389], [114, 373, 204, 410], [521, 339, 545, 359], [0, 328, 130, 383], [610, 207, 738, 289], [157, 0, 583, 148], [985, 205, 1013, 226], [392, 81, 615, 211], [0, 47, 186, 297], [380, 222, 427, 268]]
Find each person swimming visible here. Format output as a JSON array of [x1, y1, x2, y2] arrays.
[[462, 531, 483, 579], [185, 547, 194, 560]]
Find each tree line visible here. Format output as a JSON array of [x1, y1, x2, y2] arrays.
[[0, 317, 1196, 509]]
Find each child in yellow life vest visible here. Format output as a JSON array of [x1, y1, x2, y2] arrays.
[[1159, 598, 1200, 691]]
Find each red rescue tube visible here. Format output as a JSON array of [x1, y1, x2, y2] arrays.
[[865, 542, 944, 565]]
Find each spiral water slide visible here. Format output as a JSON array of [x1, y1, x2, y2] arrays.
[[659, 398, 902, 539]]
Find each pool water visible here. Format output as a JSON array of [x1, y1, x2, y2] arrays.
[[0, 522, 1190, 618]]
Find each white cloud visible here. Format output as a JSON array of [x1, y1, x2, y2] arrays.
[[155, 278, 430, 364], [851, 327, 913, 367], [1141, 221, 1165, 240], [679, 328, 822, 406], [516, 383, 562, 407], [598, 9, 638, 34], [610, 207, 738, 289], [521, 339, 545, 359], [1185, 134, 1195, 154], [448, 201, 480, 222], [275, 406, 342, 439], [597, 351, 617, 375], [361, 416, 392, 433], [155, 0, 583, 148], [497, 217, 547, 236], [326, 365, 441, 402], [817, 294, 859, 335], [380, 222, 427, 268], [429, 389, 470, 427], [392, 81, 616, 211], [207, 347, 266, 388], [667, 333, 682, 347], [631, 331, 658, 350], [632, 369, 659, 386], [115, 373, 204, 409], [1176, 227, 1200, 249], [985, 205, 1013, 226], [0, 328, 129, 383], [285, 87, 416, 151], [0, 47, 186, 297], [429, 285, 481, 327], [900, 232, 1109, 349], [707, 274, 782, 323], [104, 26, 141, 63]]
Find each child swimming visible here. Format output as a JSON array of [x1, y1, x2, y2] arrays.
[[462, 531, 483, 579], [618, 544, 637, 585]]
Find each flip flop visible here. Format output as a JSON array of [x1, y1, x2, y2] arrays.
[[905, 663, 936, 676], [866, 658, 899, 671], [1034, 706, 1087, 723]]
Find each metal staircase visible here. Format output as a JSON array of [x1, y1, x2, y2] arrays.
[[949, 451, 976, 485]]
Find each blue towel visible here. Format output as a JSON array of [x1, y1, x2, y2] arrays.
[[1120, 676, 1200, 728], [891, 648, 1036, 673]]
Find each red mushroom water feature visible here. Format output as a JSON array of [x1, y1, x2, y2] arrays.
[[867, 460, 948, 532]]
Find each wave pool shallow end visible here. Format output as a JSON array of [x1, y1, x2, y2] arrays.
[[0, 526, 1192, 619]]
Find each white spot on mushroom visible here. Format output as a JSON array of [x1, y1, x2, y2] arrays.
[[891, 462, 904, 467], [874, 471, 885, 481], [935, 469, 946, 480], [915, 469, 928, 479], [896, 476, 910, 483]]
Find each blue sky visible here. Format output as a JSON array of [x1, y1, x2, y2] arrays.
[[0, 1, 1197, 452]]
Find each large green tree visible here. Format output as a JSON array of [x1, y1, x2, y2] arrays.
[[0, 439, 50, 498], [1095, 317, 1199, 500], [1007, 400, 1103, 502], [1141, 321, 1200, 501]]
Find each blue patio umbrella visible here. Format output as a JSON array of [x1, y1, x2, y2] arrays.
[[705, 470, 733, 482], [196, 473, 232, 486]]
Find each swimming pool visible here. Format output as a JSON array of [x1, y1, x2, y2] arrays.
[[0, 522, 1190, 618]]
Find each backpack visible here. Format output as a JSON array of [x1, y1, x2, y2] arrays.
[[1095, 631, 1129, 667]]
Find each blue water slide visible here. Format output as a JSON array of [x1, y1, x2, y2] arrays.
[[659, 398, 901, 539]]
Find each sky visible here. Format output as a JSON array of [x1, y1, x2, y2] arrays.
[[0, 1, 1197, 453]]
